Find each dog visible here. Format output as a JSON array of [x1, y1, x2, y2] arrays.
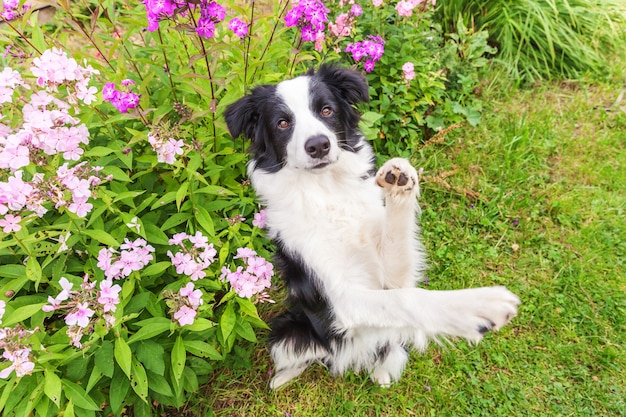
[[224, 65, 520, 389]]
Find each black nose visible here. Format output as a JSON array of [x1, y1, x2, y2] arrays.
[[305, 135, 330, 159]]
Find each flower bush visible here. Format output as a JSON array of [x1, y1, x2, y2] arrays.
[[0, 0, 495, 414]]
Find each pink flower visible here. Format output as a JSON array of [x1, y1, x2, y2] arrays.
[[174, 305, 197, 326], [0, 349, 35, 378], [65, 302, 94, 328], [395, 0, 417, 17], [67, 198, 93, 218], [252, 209, 267, 228], [180, 282, 203, 308], [98, 279, 121, 312], [372, 0, 383, 6], [0, 214, 21, 233], [402, 62, 416, 81]]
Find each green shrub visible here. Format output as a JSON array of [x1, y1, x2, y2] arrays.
[[436, 0, 626, 83]]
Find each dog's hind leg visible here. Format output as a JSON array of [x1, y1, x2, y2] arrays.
[[375, 158, 425, 288], [268, 310, 330, 389], [369, 343, 409, 388]]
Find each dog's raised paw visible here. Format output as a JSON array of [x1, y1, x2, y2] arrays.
[[376, 158, 419, 196]]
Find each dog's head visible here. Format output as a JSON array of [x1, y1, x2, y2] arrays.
[[224, 65, 369, 172]]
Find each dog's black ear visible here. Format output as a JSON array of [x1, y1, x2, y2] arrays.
[[315, 64, 370, 105], [224, 85, 274, 141], [224, 94, 258, 141]]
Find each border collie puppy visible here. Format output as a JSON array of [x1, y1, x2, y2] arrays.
[[225, 65, 520, 389]]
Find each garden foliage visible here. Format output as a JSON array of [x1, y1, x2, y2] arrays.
[[0, 0, 493, 414], [435, 0, 626, 84]]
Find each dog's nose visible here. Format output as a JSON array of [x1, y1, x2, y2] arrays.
[[305, 135, 330, 159]]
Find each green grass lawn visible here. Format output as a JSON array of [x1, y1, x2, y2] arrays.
[[187, 67, 626, 416]]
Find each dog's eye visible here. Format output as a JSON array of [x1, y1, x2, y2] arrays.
[[321, 106, 333, 117], [277, 119, 289, 129]]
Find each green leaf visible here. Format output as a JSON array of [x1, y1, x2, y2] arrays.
[[183, 340, 222, 360], [25, 256, 42, 284], [83, 146, 115, 157], [95, 340, 114, 378], [114, 337, 132, 379], [141, 261, 171, 278], [110, 368, 130, 416], [102, 165, 131, 182], [175, 181, 189, 211], [235, 319, 258, 343], [130, 358, 149, 403], [127, 317, 172, 344], [81, 229, 120, 247], [171, 335, 186, 382], [183, 317, 215, 332], [159, 212, 192, 231], [44, 368, 62, 407], [2, 303, 46, 327], [62, 379, 100, 411], [86, 366, 103, 393], [219, 302, 237, 342], [0, 264, 26, 278], [143, 222, 170, 245], [136, 340, 165, 376], [145, 371, 173, 397], [194, 206, 215, 236]]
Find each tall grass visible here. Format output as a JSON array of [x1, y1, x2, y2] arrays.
[[435, 0, 626, 83]]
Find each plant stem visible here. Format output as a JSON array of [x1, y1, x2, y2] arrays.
[[157, 27, 179, 103], [0, 16, 42, 55]]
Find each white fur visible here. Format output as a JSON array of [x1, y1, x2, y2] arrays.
[[249, 76, 520, 389]]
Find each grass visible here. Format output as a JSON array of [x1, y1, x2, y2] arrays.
[[436, 0, 626, 83], [176, 62, 626, 416]]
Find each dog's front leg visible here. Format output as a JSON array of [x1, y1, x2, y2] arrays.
[[375, 158, 425, 288]]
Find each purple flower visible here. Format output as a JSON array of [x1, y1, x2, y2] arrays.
[[102, 82, 140, 113], [228, 18, 249, 37], [284, 0, 329, 43], [344, 36, 385, 72]]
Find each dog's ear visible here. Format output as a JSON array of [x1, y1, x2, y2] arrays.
[[316, 64, 370, 105], [224, 85, 274, 141], [224, 94, 258, 141]]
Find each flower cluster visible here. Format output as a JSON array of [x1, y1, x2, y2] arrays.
[[0, 67, 29, 105], [220, 248, 274, 301], [143, 0, 186, 32], [197, 1, 226, 39], [143, 0, 229, 39], [1, 49, 105, 228], [42, 276, 121, 348], [228, 17, 249, 38], [164, 283, 204, 326], [0, 162, 105, 231], [167, 231, 217, 281], [345, 35, 386, 72], [328, 3, 362, 38], [395, 0, 437, 17], [1, 49, 98, 167], [1, 0, 29, 21], [97, 238, 155, 280], [102, 79, 141, 114], [148, 128, 185, 164], [284, 0, 330, 42], [0, 325, 36, 378]]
